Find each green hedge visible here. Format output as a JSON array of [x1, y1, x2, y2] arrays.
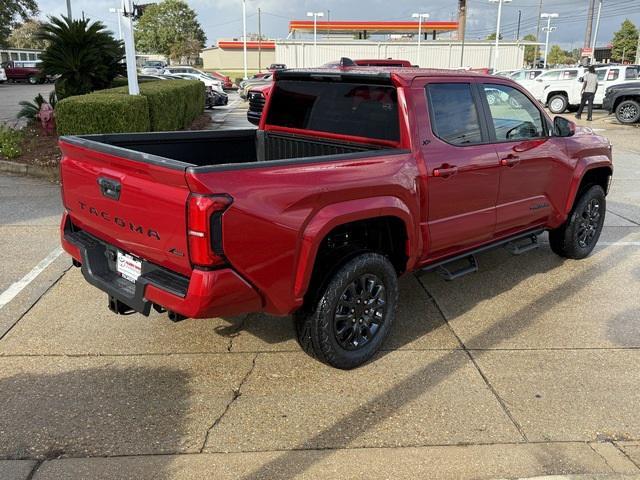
[[56, 80, 204, 135], [56, 94, 150, 136]]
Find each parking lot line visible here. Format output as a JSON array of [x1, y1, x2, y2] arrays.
[[0, 247, 63, 310]]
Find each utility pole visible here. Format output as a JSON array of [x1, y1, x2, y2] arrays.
[[591, 0, 602, 60], [585, 0, 595, 48], [516, 10, 522, 40], [535, 0, 543, 65], [66, 0, 72, 19], [458, 0, 467, 67], [258, 7, 262, 72]]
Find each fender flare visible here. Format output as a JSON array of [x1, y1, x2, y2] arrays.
[[292, 196, 420, 303], [564, 158, 612, 214]]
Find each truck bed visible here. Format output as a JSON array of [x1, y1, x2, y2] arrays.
[[61, 129, 388, 171]]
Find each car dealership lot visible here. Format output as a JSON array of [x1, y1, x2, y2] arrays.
[[1, 104, 640, 480]]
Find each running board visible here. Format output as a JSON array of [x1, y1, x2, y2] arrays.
[[436, 255, 478, 281], [420, 228, 544, 281], [504, 234, 539, 255]]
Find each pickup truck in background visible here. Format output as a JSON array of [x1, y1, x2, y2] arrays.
[[602, 81, 640, 124], [59, 65, 613, 369], [1, 60, 44, 84], [526, 65, 640, 114]]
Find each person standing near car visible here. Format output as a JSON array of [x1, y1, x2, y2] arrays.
[[576, 66, 598, 121]]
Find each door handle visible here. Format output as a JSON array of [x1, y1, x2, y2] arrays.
[[500, 154, 520, 167], [433, 165, 458, 177]]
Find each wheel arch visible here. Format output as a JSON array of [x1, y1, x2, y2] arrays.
[[565, 163, 613, 215], [292, 196, 419, 307]]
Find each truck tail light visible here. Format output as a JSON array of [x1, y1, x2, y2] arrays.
[[187, 194, 233, 267]]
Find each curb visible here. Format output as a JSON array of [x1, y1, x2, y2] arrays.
[[0, 159, 59, 181]]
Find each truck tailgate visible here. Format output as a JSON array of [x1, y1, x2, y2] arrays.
[[60, 139, 193, 277]]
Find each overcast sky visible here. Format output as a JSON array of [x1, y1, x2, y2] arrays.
[[37, 0, 640, 51]]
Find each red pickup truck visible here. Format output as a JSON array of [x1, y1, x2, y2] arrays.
[[1, 61, 43, 84], [59, 67, 613, 369]]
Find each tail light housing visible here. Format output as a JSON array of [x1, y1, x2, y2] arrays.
[[187, 194, 233, 267]]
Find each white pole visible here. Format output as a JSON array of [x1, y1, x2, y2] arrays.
[[543, 16, 551, 68], [313, 14, 317, 66], [591, 0, 602, 55], [417, 16, 422, 66], [116, 12, 122, 40], [493, 0, 503, 71], [242, 0, 248, 80], [121, 0, 139, 95]]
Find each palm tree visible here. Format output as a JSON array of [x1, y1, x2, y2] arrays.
[[36, 16, 125, 98], [17, 91, 58, 121]]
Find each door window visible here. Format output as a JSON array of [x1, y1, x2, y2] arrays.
[[562, 70, 578, 79], [538, 70, 560, 81], [426, 83, 483, 146], [482, 84, 545, 141], [625, 68, 638, 80], [607, 69, 620, 81], [596, 69, 607, 81]]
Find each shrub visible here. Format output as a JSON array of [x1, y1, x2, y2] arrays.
[[0, 125, 24, 160], [37, 16, 125, 99], [55, 93, 150, 135], [17, 91, 58, 121], [95, 79, 204, 131]]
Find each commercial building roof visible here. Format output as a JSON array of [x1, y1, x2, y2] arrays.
[[288, 20, 459, 35]]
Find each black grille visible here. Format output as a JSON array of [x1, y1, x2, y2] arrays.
[[248, 92, 266, 115]]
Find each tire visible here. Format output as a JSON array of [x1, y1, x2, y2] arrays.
[[28, 76, 38, 85], [548, 94, 568, 114], [615, 99, 640, 124], [295, 253, 398, 369], [549, 185, 606, 259]]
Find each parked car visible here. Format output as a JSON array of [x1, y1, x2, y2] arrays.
[[1, 60, 43, 84], [207, 71, 234, 90], [166, 72, 224, 94], [247, 83, 272, 125], [525, 65, 640, 114], [140, 61, 167, 75], [510, 69, 544, 88], [59, 64, 612, 369], [494, 70, 516, 77], [240, 74, 272, 99], [602, 81, 640, 124], [0, 66, 6, 83]]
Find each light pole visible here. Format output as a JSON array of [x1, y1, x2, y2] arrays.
[[541, 12, 559, 68], [109, 7, 123, 40], [242, 0, 248, 80], [590, 0, 602, 59], [411, 13, 430, 67], [120, 0, 139, 95], [66, 0, 72, 19], [307, 11, 324, 66], [489, 0, 512, 72]]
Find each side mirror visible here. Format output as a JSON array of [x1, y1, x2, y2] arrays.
[[554, 116, 576, 137]]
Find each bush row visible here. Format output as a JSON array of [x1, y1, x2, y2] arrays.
[[55, 80, 205, 136]]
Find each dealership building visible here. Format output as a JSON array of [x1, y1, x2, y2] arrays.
[[201, 19, 535, 72]]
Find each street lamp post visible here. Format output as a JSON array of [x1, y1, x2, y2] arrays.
[[307, 11, 324, 66], [489, 0, 512, 72], [541, 13, 559, 68], [120, 0, 139, 95], [242, 0, 248, 80], [590, 0, 602, 59], [108, 7, 123, 40], [411, 13, 430, 67]]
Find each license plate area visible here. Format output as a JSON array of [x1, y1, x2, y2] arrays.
[[116, 251, 142, 283]]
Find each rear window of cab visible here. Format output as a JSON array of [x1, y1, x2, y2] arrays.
[[265, 80, 400, 142]]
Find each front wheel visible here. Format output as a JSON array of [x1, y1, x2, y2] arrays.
[[548, 94, 568, 114], [295, 253, 398, 369], [615, 99, 640, 124], [549, 185, 606, 259]]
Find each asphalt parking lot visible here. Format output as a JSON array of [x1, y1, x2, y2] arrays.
[[1, 99, 640, 480]]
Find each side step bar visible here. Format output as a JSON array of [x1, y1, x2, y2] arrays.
[[421, 229, 543, 281]]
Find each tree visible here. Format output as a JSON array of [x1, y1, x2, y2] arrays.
[[547, 45, 570, 66], [8, 20, 47, 49], [522, 34, 538, 65], [611, 19, 638, 62], [36, 16, 125, 99], [0, 0, 38, 47], [135, 0, 206, 63], [486, 33, 503, 40]]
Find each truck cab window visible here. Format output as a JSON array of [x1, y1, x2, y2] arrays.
[[482, 84, 545, 141], [426, 83, 483, 146]]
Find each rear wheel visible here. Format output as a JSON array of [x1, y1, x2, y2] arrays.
[[615, 99, 640, 124], [295, 253, 398, 369], [549, 185, 606, 259], [548, 94, 568, 114], [28, 76, 38, 85]]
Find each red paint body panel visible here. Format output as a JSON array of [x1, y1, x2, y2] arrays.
[[59, 68, 613, 320]]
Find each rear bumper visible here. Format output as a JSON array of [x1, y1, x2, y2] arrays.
[[60, 212, 262, 319]]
